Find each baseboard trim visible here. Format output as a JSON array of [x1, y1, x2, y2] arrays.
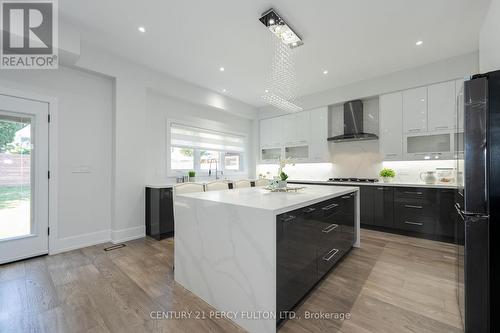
[[51, 229, 111, 255], [111, 225, 145, 244]]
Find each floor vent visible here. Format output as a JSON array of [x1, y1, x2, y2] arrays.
[[104, 244, 126, 252]]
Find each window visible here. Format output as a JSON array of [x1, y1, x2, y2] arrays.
[[169, 123, 246, 174], [170, 147, 194, 170], [224, 152, 241, 170], [199, 150, 220, 170]]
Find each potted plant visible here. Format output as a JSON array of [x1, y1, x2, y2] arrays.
[[279, 171, 289, 188], [379, 168, 396, 183], [188, 170, 196, 182]]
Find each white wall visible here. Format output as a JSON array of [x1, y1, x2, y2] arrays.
[[73, 41, 259, 243], [146, 90, 256, 184], [259, 52, 478, 118], [480, 0, 500, 72], [0, 66, 113, 253]]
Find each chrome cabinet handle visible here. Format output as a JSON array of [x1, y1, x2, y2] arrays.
[[404, 221, 423, 226], [322, 248, 339, 262], [281, 215, 296, 223], [322, 224, 338, 233], [386, 153, 397, 156], [322, 203, 339, 211], [302, 207, 316, 213], [377, 187, 385, 190], [341, 196, 351, 199], [404, 204, 423, 209], [408, 128, 421, 132], [435, 126, 449, 130], [403, 191, 423, 195]]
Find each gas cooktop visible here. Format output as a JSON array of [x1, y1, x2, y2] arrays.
[[328, 178, 379, 183]]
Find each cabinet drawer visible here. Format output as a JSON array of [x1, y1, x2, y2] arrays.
[[394, 203, 436, 234], [394, 187, 437, 203]]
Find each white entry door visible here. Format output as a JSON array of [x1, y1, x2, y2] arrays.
[[0, 94, 49, 264]]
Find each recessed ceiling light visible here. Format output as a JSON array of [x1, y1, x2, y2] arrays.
[[138, 26, 146, 33], [268, 18, 275, 25], [222, 89, 227, 93], [265, 89, 269, 93], [323, 70, 329, 75], [416, 40, 423, 46], [219, 67, 225, 72]]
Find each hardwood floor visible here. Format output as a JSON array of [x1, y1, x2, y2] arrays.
[[0, 229, 462, 333]]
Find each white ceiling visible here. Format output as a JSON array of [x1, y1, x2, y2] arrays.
[[60, 0, 491, 107]]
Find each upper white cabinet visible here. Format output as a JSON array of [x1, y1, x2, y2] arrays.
[[456, 79, 464, 130], [270, 117, 283, 147], [428, 81, 456, 131], [379, 92, 403, 160], [259, 108, 329, 163], [282, 112, 310, 144], [259, 118, 272, 147], [260, 117, 283, 148], [309, 107, 330, 162], [403, 87, 427, 133]]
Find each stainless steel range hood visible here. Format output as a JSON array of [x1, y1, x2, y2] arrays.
[[327, 100, 378, 143]]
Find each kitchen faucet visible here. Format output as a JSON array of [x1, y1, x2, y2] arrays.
[[208, 158, 222, 180]]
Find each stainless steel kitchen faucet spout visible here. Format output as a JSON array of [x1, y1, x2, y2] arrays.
[[208, 158, 219, 180]]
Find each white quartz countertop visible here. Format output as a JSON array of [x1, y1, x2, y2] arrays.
[[289, 179, 457, 189], [176, 184, 358, 214]]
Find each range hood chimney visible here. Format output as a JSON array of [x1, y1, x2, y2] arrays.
[[327, 100, 378, 143]]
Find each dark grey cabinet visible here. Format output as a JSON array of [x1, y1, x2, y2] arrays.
[[289, 181, 456, 243], [276, 210, 316, 318], [145, 187, 174, 240], [276, 194, 355, 324], [359, 186, 375, 225], [435, 189, 455, 240], [373, 186, 394, 228]]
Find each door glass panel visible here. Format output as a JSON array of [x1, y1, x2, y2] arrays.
[[285, 145, 309, 159], [0, 115, 32, 240], [407, 133, 451, 153], [261, 148, 281, 160]]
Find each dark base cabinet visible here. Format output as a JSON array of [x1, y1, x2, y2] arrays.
[[276, 193, 355, 325], [289, 182, 456, 244], [145, 187, 174, 240]]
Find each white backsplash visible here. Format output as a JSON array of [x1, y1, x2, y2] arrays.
[[382, 160, 456, 183], [257, 158, 456, 184], [256, 163, 334, 180]]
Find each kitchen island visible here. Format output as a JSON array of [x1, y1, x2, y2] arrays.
[[174, 185, 360, 333]]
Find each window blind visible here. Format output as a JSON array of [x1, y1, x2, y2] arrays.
[[170, 123, 245, 152]]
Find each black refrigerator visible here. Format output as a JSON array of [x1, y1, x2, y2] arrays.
[[455, 70, 499, 333]]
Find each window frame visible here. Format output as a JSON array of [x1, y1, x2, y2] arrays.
[[167, 119, 247, 177]]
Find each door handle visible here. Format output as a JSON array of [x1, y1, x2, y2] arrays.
[[454, 203, 465, 219], [322, 248, 339, 262], [322, 224, 338, 233], [322, 203, 339, 211], [404, 221, 423, 226], [404, 204, 423, 209]]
